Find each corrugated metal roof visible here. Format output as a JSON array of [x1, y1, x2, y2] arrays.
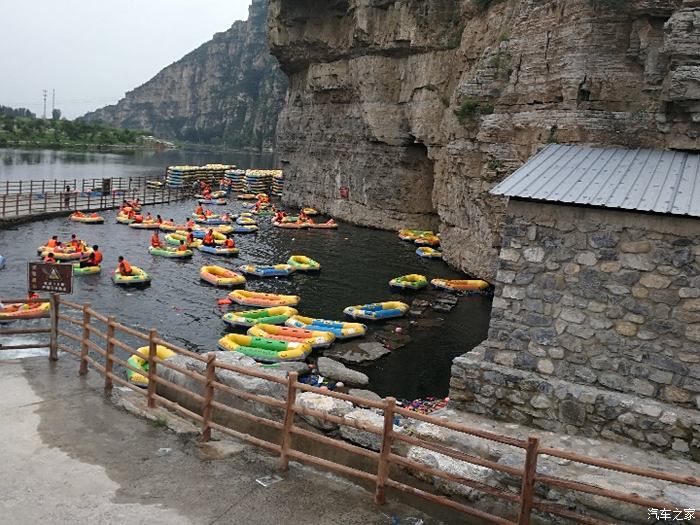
[[490, 144, 700, 218]]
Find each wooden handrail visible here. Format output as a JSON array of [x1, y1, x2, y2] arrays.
[[49, 298, 700, 525]]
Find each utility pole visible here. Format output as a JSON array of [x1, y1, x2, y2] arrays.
[[52, 89, 55, 114], [42, 89, 47, 119]]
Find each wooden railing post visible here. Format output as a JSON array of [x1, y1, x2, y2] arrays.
[[201, 354, 216, 442], [279, 371, 298, 471], [147, 329, 157, 408], [49, 294, 59, 361], [15, 194, 19, 216], [104, 316, 116, 392], [374, 396, 396, 505], [79, 302, 91, 375], [518, 437, 540, 525]]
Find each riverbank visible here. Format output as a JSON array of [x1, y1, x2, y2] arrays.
[[1, 356, 430, 524]]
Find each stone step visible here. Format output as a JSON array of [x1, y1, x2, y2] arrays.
[[450, 345, 700, 461]]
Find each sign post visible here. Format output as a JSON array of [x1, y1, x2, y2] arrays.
[[28, 262, 73, 360]]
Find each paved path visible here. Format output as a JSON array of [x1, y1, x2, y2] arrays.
[[0, 356, 433, 525]]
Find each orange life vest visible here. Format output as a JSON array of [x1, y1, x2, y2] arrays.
[[43, 255, 56, 263], [225, 239, 235, 248], [91, 251, 103, 265], [177, 244, 188, 252], [118, 260, 132, 275]]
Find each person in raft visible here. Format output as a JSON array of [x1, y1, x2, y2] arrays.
[[186, 228, 195, 245], [195, 205, 205, 217], [177, 240, 188, 252], [46, 235, 59, 249], [80, 245, 102, 268], [224, 237, 235, 249], [186, 218, 196, 229], [156, 214, 163, 224], [144, 212, 153, 222], [299, 210, 309, 222], [150, 232, 162, 248], [202, 229, 216, 247], [117, 256, 133, 276], [69, 234, 82, 252], [43, 253, 56, 263]]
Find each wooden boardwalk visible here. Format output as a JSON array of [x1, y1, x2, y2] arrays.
[[0, 176, 189, 223]]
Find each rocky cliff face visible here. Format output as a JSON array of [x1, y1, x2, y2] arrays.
[[269, 0, 700, 279], [84, 0, 287, 151]]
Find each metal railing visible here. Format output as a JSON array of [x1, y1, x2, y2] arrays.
[[2, 295, 698, 525]]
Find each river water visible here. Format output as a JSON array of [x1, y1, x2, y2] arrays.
[[0, 148, 491, 400]]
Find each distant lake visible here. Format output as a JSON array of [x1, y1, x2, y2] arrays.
[[0, 148, 279, 182]]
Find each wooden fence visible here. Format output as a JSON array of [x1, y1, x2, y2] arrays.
[[0, 178, 188, 221], [1, 294, 698, 525], [1, 175, 163, 195]]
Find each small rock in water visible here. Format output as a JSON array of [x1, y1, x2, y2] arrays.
[[324, 342, 389, 364], [375, 331, 411, 350], [430, 301, 454, 313], [412, 299, 430, 308]]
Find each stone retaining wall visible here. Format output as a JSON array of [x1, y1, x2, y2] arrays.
[[450, 200, 700, 460]]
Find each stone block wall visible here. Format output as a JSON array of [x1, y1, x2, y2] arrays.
[[451, 200, 700, 460]]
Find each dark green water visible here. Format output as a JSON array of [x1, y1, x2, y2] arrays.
[[0, 148, 491, 399]]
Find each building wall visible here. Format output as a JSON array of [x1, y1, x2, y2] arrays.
[[450, 200, 700, 460]]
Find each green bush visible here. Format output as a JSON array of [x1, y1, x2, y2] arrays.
[[454, 98, 495, 125]]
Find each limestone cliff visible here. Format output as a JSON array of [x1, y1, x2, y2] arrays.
[[269, 0, 700, 279], [84, 0, 287, 151]]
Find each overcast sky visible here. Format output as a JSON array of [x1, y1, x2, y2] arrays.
[[0, 0, 253, 119]]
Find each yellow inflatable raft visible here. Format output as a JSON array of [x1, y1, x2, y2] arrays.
[[344, 301, 409, 321], [0, 302, 50, 320], [70, 212, 104, 224], [126, 345, 176, 386], [430, 279, 490, 292], [200, 266, 246, 287], [389, 274, 429, 291]]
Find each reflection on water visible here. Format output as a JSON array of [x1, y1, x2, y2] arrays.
[[0, 148, 491, 400], [0, 148, 278, 182]]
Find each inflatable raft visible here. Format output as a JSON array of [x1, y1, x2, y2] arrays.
[[273, 220, 308, 229], [165, 233, 201, 248], [70, 212, 104, 224], [39, 248, 91, 261], [431, 278, 490, 292], [126, 345, 176, 386], [302, 207, 318, 216], [416, 247, 442, 259], [217, 333, 311, 363], [198, 198, 227, 205], [73, 264, 101, 275], [390, 274, 429, 291], [0, 301, 50, 320], [128, 221, 160, 230], [307, 220, 338, 229], [285, 316, 367, 340], [232, 224, 259, 234], [229, 290, 300, 307], [344, 301, 409, 321], [239, 264, 295, 278], [236, 216, 257, 226], [237, 193, 257, 200], [398, 229, 433, 241], [222, 306, 298, 329], [287, 255, 320, 272], [148, 246, 193, 258], [112, 266, 151, 285], [248, 324, 335, 349], [159, 222, 185, 232], [187, 230, 227, 244], [200, 266, 246, 287], [415, 234, 440, 247], [198, 244, 239, 256], [116, 213, 134, 224]]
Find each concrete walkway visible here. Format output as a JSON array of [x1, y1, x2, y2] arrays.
[[0, 357, 432, 525]]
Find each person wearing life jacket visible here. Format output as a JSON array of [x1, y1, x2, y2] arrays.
[[186, 218, 196, 229], [150, 232, 162, 248], [275, 211, 284, 223], [46, 236, 58, 249], [299, 211, 308, 222], [73, 211, 85, 218], [117, 256, 133, 276], [80, 245, 102, 268], [127, 209, 136, 220], [156, 214, 163, 224], [177, 240, 188, 252], [70, 234, 82, 252], [195, 205, 204, 217], [186, 228, 195, 245], [133, 213, 143, 223], [145, 212, 153, 222], [203, 229, 215, 247], [43, 253, 56, 263], [224, 238, 235, 249]]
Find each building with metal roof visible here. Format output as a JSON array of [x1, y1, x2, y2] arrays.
[[490, 144, 700, 218]]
